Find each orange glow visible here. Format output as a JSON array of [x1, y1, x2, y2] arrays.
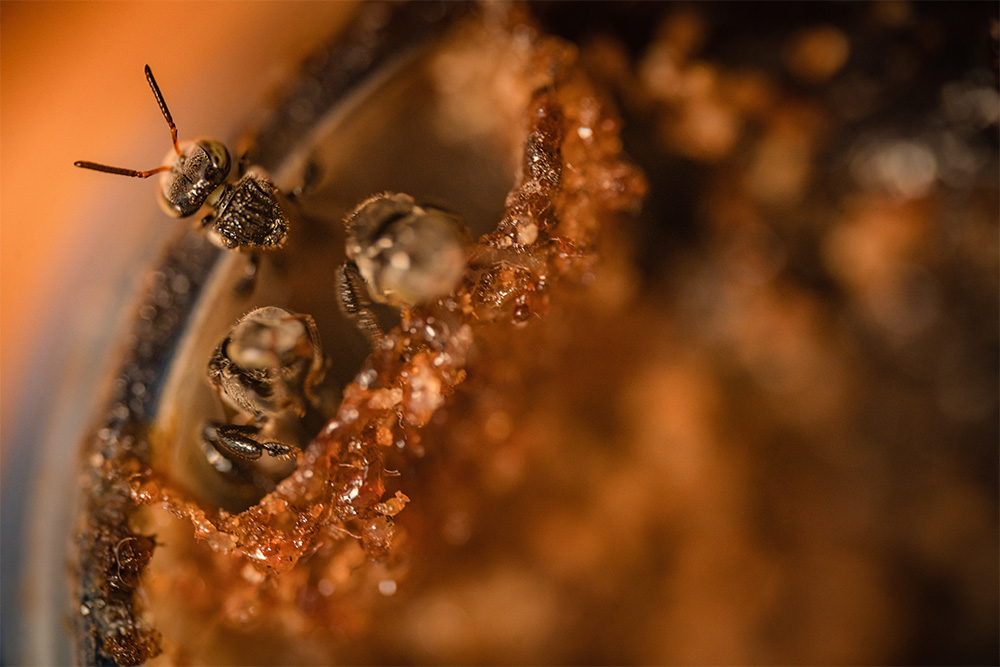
[[1, 2, 353, 455]]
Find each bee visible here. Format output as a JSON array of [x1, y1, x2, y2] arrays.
[[75, 65, 288, 257], [202, 307, 324, 468], [337, 192, 470, 346]]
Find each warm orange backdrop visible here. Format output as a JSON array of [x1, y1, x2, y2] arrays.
[[1, 2, 354, 455]]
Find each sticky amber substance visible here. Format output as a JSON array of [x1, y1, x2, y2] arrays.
[[72, 3, 997, 665], [74, 8, 645, 664]]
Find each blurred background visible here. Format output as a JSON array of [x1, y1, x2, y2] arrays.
[[2, 2, 997, 665], [521, 3, 1000, 662]]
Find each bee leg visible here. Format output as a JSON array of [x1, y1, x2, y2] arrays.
[[234, 253, 260, 295], [202, 421, 296, 468], [258, 440, 297, 460], [235, 149, 252, 178], [337, 261, 385, 349], [287, 159, 323, 202]]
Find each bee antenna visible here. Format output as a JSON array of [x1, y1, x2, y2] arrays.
[[73, 161, 171, 179], [144, 65, 182, 158]]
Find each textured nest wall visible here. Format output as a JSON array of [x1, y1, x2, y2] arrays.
[[71, 3, 997, 665]]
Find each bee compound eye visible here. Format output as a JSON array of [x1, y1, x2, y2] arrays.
[[197, 139, 232, 176], [227, 307, 310, 370], [345, 192, 418, 251], [156, 139, 232, 218], [363, 206, 469, 306]]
